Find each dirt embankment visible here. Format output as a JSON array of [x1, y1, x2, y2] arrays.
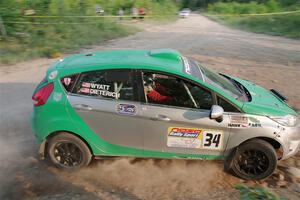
[[0, 14, 300, 200]]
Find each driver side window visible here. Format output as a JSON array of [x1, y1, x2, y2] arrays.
[[142, 72, 213, 110]]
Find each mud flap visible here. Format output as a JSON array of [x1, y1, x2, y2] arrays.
[[224, 147, 237, 172], [39, 140, 47, 160]]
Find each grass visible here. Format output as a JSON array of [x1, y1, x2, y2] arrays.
[[204, 1, 300, 39], [0, 18, 140, 64], [235, 184, 286, 200], [206, 13, 300, 39], [0, 0, 179, 65]]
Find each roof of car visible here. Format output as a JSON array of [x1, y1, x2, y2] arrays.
[[56, 49, 184, 74]]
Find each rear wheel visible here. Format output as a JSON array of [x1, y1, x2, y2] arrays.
[[48, 132, 92, 169], [228, 139, 277, 180]]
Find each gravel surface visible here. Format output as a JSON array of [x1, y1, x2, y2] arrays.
[[0, 14, 300, 200]]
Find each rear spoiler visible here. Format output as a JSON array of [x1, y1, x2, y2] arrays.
[[270, 89, 288, 102]]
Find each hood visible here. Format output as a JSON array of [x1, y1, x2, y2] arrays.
[[233, 77, 297, 117]]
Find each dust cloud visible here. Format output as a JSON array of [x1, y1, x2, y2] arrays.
[[60, 158, 227, 200], [0, 135, 23, 199]]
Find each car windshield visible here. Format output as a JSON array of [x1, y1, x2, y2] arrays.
[[182, 57, 247, 101]]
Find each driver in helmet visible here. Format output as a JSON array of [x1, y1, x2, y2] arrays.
[[144, 73, 172, 103]]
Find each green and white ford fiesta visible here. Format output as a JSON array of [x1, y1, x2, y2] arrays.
[[31, 49, 299, 180]]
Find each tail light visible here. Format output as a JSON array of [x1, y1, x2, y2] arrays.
[[32, 83, 54, 107]]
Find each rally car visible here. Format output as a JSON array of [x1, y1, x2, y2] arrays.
[[31, 49, 299, 180]]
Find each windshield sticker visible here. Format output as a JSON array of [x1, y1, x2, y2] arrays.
[[116, 104, 137, 115], [182, 57, 191, 75], [167, 127, 223, 150], [228, 116, 262, 128], [80, 82, 120, 98]]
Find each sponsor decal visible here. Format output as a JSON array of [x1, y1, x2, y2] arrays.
[[80, 82, 120, 98], [167, 127, 223, 150], [228, 116, 262, 128], [230, 116, 248, 124], [80, 88, 90, 94], [53, 92, 62, 102], [248, 123, 262, 128], [228, 115, 248, 128], [228, 123, 248, 128], [116, 104, 137, 115], [248, 116, 262, 127], [63, 77, 72, 86], [82, 82, 91, 88]]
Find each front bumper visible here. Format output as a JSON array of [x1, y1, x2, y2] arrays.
[[280, 123, 300, 160]]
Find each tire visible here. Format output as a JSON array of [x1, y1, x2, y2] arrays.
[[227, 139, 277, 180], [47, 132, 92, 169]]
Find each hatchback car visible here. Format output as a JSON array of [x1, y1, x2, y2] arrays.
[[31, 49, 299, 180], [179, 8, 190, 18]]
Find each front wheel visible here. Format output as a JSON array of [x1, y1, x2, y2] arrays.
[[47, 132, 92, 169], [228, 139, 277, 180]]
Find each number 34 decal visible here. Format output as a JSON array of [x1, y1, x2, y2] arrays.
[[202, 130, 223, 150]]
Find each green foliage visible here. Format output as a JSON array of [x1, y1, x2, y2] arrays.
[[205, 0, 300, 38], [234, 184, 286, 200], [179, 0, 299, 9], [207, 1, 283, 14], [224, 13, 300, 38], [279, 0, 300, 8], [0, 0, 178, 64]]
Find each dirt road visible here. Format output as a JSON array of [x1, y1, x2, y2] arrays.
[[1, 14, 300, 200]]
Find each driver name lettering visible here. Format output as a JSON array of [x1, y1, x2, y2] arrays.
[[90, 89, 120, 98], [82, 82, 110, 90], [81, 82, 119, 98]]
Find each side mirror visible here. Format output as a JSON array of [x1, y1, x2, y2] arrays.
[[210, 105, 224, 122]]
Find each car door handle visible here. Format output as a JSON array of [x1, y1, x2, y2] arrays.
[[73, 104, 93, 111], [151, 114, 171, 122]]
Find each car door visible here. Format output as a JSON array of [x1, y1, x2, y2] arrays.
[[139, 71, 232, 157], [67, 69, 145, 150]]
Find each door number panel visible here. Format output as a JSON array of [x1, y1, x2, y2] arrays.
[[167, 127, 223, 150]]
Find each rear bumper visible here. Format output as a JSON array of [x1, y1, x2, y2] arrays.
[[30, 109, 44, 143], [39, 140, 47, 160]]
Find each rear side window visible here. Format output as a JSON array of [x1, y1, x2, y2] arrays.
[[61, 74, 78, 92], [218, 97, 240, 113], [73, 70, 136, 101]]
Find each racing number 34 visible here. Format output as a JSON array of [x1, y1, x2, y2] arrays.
[[203, 131, 223, 150]]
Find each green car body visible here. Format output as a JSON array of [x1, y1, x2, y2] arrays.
[[31, 49, 299, 179]]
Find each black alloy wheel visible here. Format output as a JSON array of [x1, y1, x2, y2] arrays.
[[227, 139, 277, 180], [53, 142, 83, 167], [48, 132, 92, 169]]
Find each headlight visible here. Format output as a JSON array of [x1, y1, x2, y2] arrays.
[[269, 115, 298, 127]]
